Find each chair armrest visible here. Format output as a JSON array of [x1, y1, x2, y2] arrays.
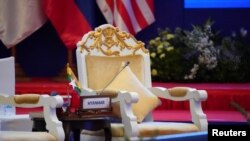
[[112, 91, 140, 137], [149, 87, 208, 131], [0, 93, 65, 141], [42, 95, 65, 141], [80, 88, 97, 95], [0, 93, 64, 108], [149, 87, 207, 101]]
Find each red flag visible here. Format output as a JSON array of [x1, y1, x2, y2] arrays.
[[43, 0, 92, 49], [69, 91, 80, 111], [96, 0, 155, 35]]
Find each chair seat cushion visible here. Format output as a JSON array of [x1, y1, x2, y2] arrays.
[[0, 131, 57, 141], [82, 122, 199, 138]]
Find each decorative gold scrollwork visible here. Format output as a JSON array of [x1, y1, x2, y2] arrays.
[[79, 25, 148, 56]]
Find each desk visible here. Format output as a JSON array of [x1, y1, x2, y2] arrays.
[[31, 112, 112, 141], [62, 117, 111, 141]]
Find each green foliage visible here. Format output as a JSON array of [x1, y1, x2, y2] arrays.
[[148, 19, 250, 82]]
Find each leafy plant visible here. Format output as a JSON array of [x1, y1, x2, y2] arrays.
[[147, 19, 250, 82]]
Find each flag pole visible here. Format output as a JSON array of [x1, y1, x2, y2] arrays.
[[67, 48, 73, 66]]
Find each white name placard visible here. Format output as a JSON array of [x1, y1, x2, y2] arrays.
[[82, 97, 110, 109]]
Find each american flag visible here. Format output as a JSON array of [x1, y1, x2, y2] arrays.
[[96, 0, 155, 35]]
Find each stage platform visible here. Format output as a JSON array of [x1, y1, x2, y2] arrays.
[[14, 80, 250, 127], [153, 82, 250, 111], [16, 80, 250, 111], [15, 107, 249, 123]]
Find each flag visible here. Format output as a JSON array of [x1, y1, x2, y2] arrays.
[[66, 63, 82, 95], [96, 0, 155, 35], [0, 0, 46, 48], [43, 0, 92, 49]]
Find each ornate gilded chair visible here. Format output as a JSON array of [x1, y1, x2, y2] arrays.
[[0, 94, 65, 141], [76, 24, 207, 140]]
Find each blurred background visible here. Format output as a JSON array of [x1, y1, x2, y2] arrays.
[[1, 0, 250, 82]]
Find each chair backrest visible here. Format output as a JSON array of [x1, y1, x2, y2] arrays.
[[0, 57, 15, 115], [0, 57, 15, 94], [76, 24, 152, 92]]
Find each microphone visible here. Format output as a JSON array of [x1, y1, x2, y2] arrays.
[[98, 61, 130, 95], [123, 61, 130, 68]]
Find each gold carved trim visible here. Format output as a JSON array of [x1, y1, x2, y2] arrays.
[[79, 26, 148, 56]]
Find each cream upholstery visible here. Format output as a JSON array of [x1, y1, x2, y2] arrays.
[[82, 122, 199, 138], [86, 55, 145, 90], [0, 131, 57, 141], [0, 94, 65, 141], [76, 24, 208, 140]]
